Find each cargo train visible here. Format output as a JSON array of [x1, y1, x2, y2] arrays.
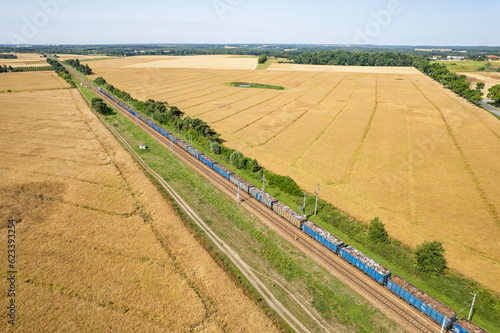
[[96, 86, 488, 333]]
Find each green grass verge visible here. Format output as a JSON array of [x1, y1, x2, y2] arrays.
[[256, 58, 278, 70], [75, 83, 402, 332], [224, 82, 286, 90], [434, 60, 500, 72]]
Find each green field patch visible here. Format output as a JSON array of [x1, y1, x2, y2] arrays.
[[434, 60, 500, 72], [224, 82, 285, 90]]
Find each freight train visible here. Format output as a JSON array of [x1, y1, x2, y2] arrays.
[[97, 86, 488, 333]]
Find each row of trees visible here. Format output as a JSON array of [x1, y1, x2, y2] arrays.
[[46, 58, 76, 87], [414, 59, 483, 105], [0, 53, 17, 59], [0, 65, 53, 73], [63, 58, 92, 75], [293, 50, 416, 67]]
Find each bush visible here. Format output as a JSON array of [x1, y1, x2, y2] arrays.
[[369, 217, 388, 243], [414, 241, 447, 276], [91, 97, 112, 115], [258, 53, 268, 64], [266, 173, 302, 196]]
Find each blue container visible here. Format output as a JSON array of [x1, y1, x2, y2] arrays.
[[213, 164, 234, 180], [302, 222, 343, 253], [339, 245, 391, 285], [199, 154, 216, 168], [387, 276, 456, 328], [186, 146, 202, 158]]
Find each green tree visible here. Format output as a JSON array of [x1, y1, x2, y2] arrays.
[[369, 217, 388, 243], [94, 77, 106, 85], [169, 106, 184, 119], [91, 97, 112, 115], [247, 159, 261, 172], [476, 82, 485, 90], [210, 141, 221, 155], [487, 84, 500, 104], [258, 53, 268, 64], [414, 241, 447, 276]]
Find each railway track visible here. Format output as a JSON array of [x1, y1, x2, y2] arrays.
[[68, 67, 443, 332]]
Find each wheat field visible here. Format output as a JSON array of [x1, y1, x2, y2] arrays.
[[0, 72, 279, 331]]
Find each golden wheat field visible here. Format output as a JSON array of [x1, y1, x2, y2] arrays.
[[82, 56, 500, 294], [0, 73, 279, 331], [0, 71, 69, 92], [0, 53, 48, 67]]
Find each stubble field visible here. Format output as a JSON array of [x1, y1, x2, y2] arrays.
[[84, 56, 500, 294], [0, 72, 279, 331]]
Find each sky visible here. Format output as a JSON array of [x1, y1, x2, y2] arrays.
[[1, 0, 499, 46]]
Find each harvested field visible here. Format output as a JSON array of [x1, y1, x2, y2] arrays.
[[268, 62, 421, 74], [82, 56, 500, 294], [125, 55, 258, 70], [0, 71, 69, 92], [0, 73, 279, 331], [458, 71, 500, 95], [0, 53, 48, 67]]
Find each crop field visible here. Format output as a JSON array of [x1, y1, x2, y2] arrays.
[[0, 73, 278, 331], [83, 56, 500, 294], [0, 71, 70, 92], [458, 71, 500, 95], [434, 60, 500, 72], [0, 52, 48, 67]]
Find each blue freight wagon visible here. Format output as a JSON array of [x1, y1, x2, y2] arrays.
[[213, 163, 234, 180], [339, 245, 391, 285], [453, 318, 487, 333], [272, 202, 306, 229], [249, 187, 277, 209], [387, 275, 457, 328], [186, 146, 202, 159], [302, 221, 344, 253], [199, 154, 217, 168], [229, 174, 254, 193]]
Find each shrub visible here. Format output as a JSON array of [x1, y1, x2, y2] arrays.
[[414, 241, 447, 276], [369, 217, 388, 243]]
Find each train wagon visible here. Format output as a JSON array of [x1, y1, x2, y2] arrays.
[[187, 145, 202, 159], [229, 174, 254, 193], [199, 154, 217, 169], [339, 245, 391, 285], [249, 187, 277, 209], [272, 202, 307, 229], [387, 275, 457, 328], [177, 139, 189, 151], [453, 318, 488, 333], [213, 162, 234, 180], [302, 221, 344, 253]]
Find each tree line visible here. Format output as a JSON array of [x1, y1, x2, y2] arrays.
[[0, 65, 53, 73], [46, 58, 76, 87], [0, 54, 17, 59], [414, 59, 483, 105], [63, 58, 92, 75], [293, 50, 416, 66]]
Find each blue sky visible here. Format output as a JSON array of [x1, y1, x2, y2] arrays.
[[1, 0, 499, 46]]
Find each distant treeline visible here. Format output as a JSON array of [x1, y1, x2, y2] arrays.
[[414, 59, 483, 105], [0, 65, 53, 73], [63, 58, 92, 75], [293, 50, 416, 67], [0, 54, 17, 59]]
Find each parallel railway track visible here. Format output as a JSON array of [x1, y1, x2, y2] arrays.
[[69, 68, 443, 332]]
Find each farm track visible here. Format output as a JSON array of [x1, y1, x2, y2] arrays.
[[67, 67, 444, 332]]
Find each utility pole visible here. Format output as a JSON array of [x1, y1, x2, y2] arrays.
[[314, 184, 320, 216], [237, 185, 240, 205], [302, 192, 307, 215], [468, 293, 477, 320], [262, 174, 265, 191], [177, 119, 180, 135], [151, 112, 154, 121]]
